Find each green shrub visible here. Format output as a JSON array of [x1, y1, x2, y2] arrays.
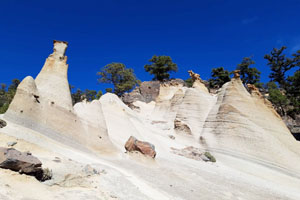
[[204, 152, 216, 162]]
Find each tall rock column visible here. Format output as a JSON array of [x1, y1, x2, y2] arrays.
[[35, 40, 73, 110]]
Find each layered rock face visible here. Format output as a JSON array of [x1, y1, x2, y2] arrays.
[[3, 41, 114, 154], [200, 77, 300, 172], [131, 71, 300, 172], [122, 81, 160, 104]]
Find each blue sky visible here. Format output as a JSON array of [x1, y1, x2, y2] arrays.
[[1, 0, 300, 92]]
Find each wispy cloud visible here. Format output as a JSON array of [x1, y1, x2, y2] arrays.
[[241, 16, 258, 25]]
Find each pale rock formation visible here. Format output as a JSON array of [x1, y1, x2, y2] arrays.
[[188, 70, 209, 93], [200, 77, 300, 172], [35, 40, 73, 111], [3, 41, 114, 154], [1, 42, 300, 200], [174, 87, 216, 139]]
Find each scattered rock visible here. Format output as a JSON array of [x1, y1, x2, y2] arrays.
[[174, 119, 192, 135], [53, 157, 61, 163], [0, 119, 7, 128], [171, 146, 216, 162], [40, 168, 53, 182], [168, 135, 175, 140], [125, 136, 156, 158], [122, 81, 160, 104], [82, 164, 100, 176], [0, 147, 51, 181], [7, 141, 17, 147]]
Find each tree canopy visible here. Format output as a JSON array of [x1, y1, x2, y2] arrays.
[[97, 63, 139, 96], [144, 55, 178, 81], [264, 47, 300, 89], [236, 57, 261, 85], [0, 79, 20, 114], [208, 67, 231, 89]]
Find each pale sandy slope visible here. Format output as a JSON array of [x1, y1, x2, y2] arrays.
[[1, 81, 300, 199], [1, 114, 300, 200]]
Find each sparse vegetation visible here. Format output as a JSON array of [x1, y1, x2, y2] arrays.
[[0, 79, 20, 114], [144, 55, 178, 81], [97, 63, 139, 96], [208, 67, 231, 89], [204, 152, 216, 162]]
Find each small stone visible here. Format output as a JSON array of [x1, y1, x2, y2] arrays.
[[53, 157, 61, 163], [7, 141, 17, 147], [168, 135, 175, 140], [0, 119, 7, 128], [200, 154, 210, 162], [82, 164, 100, 176]]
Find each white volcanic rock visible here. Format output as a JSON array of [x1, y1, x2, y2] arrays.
[[200, 77, 300, 172], [175, 87, 216, 139], [3, 41, 114, 154], [35, 40, 73, 111], [1, 42, 300, 200]]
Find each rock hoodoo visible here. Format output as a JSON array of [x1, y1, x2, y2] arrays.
[[188, 70, 209, 93], [3, 40, 114, 154]]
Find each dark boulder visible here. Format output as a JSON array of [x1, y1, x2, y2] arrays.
[[125, 136, 156, 158], [0, 147, 46, 180], [0, 119, 7, 128]]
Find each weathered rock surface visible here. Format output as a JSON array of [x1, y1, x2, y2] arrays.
[[200, 77, 300, 172], [174, 119, 192, 135], [171, 146, 216, 162], [0, 147, 42, 177], [283, 115, 300, 140], [3, 41, 114, 154], [122, 81, 160, 104], [125, 136, 156, 158], [0, 119, 6, 128], [188, 70, 209, 93]]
